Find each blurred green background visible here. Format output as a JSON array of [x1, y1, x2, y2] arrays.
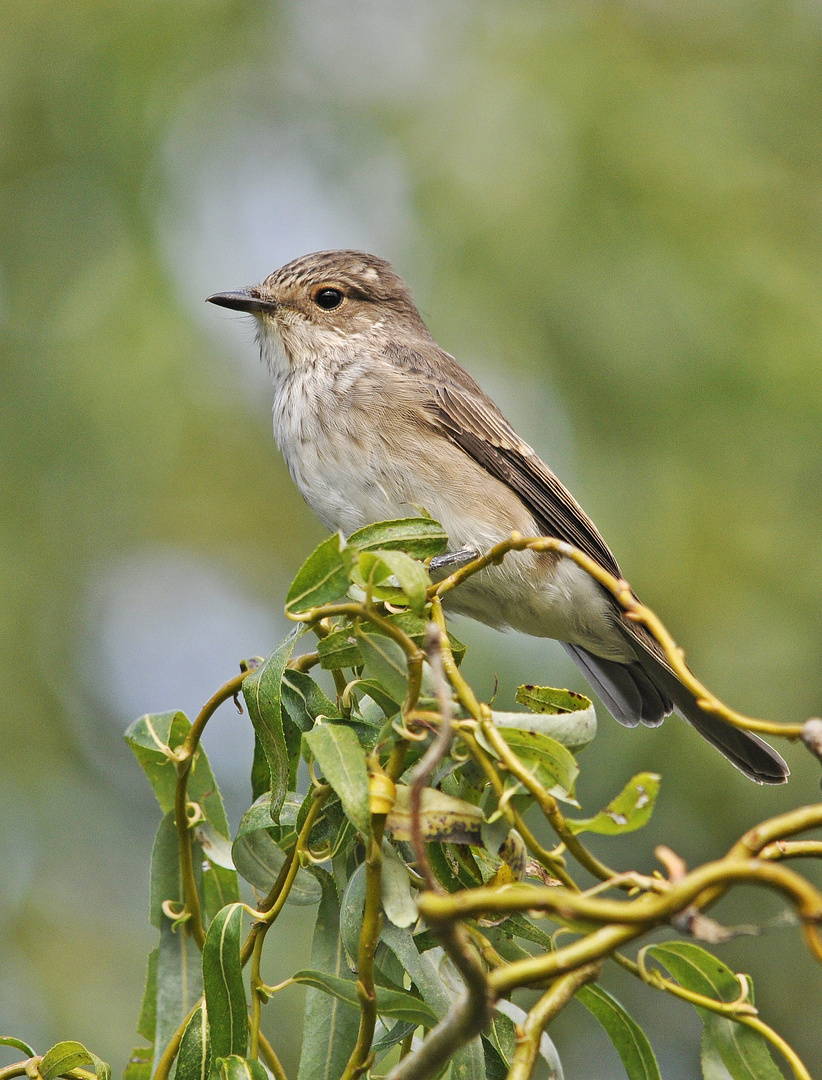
[[2, 1, 822, 1077]]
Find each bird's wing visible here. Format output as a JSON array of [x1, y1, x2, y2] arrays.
[[384, 344, 670, 666], [422, 377, 623, 578], [388, 346, 788, 783], [430, 377, 681, 650], [386, 340, 666, 661]]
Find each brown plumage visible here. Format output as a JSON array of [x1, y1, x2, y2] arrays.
[[207, 249, 788, 784]]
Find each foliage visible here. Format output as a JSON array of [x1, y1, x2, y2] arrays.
[[6, 4, 822, 1069], [3, 519, 822, 1080]]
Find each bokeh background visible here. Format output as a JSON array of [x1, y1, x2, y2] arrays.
[[2, 1, 822, 1076]]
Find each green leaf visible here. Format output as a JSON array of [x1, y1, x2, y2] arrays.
[[317, 613, 465, 671], [124, 711, 188, 811], [388, 611, 466, 666], [317, 629, 362, 670], [193, 821, 234, 870], [385, 785, 483, 845], [577, 984, 661, 1080], [281, 670, 341, 730], [567, 772, 660, 835], [218, 1056, 269, 1080], [347, 516, 448, 559], [202, 904, 247, 1059], [646, 942, 784, 1080], [515, 684, 593, 714], [250, 735, 270, 802], [123, 1047, 152, 1080], [242, 637, 296, 818], [286, 533, 354, 613], [149, 812, 185, 928], [292, 969, 438, 1027], [296, 869, 360, 1080], [136, 947, 158, 1043], [175, 1003, 211, 1080], [495, 1000, 564, 1078], [701, 1030, 736, 1080], [484, 1011, 517, 1073], [194, 820, 243, 921], [355, 629, 408, 705], [340, 862, 367, 970], [349, 679, 402, 720], [381, 923, 451, 1017], [200, 860, 242, 925], [381, 840, 418, 928], [482, 1036, 509, 1080], [491, 708, 597, 752], [0, 1037, 36, 1056], [504, 913, 555, 951], [496, 727, 579, 802], [495, 688, 597, 752], [148, 814, 204, 1072], [231, 796, 321, 904], [125, 712, 229, 835], [135, 742, 234, 930], [154, 923, 202, 1072], [372, 1021, 417, 1060], [303, 724, 371, 834], [358, 549, 431, 615], [40, 1042, 110, 1080]]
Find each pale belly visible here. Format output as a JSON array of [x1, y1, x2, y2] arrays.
[[272, 371, 630, 662]]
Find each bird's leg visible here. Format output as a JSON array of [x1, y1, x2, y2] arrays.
[[429, 545, 482, 578]]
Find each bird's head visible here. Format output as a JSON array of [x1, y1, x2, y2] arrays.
[[207, 249, 428, 370]]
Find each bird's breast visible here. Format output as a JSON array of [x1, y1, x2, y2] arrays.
[[270, 360, 628, 659]]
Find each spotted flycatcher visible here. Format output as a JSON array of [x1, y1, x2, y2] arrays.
[[207, 249, 788, 784]]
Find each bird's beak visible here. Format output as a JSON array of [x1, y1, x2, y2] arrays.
[[206, 289, 278, 315]]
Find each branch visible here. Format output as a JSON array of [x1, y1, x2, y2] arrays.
[[431, 533, 806, 742], [408, 620, 455, 889], [382, 619, 495, 1080], [506, 962, 603, 1080], [172, 668, 255, 950], [244, 783, 332, 1054], [429, 599, 577, 888], [476, 709, 621, 884], [418, 858, 822, 937]]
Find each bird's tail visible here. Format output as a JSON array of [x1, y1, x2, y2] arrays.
[[562, 642, 789, 785]]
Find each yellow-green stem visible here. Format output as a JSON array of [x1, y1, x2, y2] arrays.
[[173, 669, 253, 951], [245, 785, 332, 1056], [432, 533, 804, 741], [737, 1016, 813, 1080], [340, 817, 387, 1080], [457, 725, 577, 889], [340, 698, 413, 1080], [506, 962, 602, 1080], [477, 709, 620, 884], [697, 803, 822, 912], [0, 1065, 28, 1080], [419, 857, 822, 934]]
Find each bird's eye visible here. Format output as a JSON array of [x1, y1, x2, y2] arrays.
[[314, 288, 344, 310]]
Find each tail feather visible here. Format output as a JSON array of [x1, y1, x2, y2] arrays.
[[562, 644, 670, 728], [653, 662, 789, 785], [563, 642, 789, 785]]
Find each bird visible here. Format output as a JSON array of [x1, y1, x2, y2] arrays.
[[207, 249, 788, 784]]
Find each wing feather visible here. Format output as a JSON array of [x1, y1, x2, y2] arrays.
[[385, 341, 665, 662], [428, 381, 622, 578]]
